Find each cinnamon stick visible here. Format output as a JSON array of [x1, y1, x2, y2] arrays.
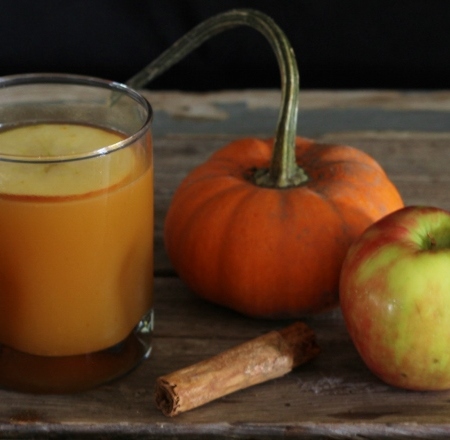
[[155, 321, 320, 416]]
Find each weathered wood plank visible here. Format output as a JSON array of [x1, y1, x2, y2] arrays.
[[146, 90, 450, 138]]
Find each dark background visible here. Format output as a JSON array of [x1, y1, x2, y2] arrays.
[[1, 0, 449, 91]]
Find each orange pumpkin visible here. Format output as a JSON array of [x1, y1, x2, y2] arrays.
[[164, 136, 403, 317], [129, 9, 404, 317]]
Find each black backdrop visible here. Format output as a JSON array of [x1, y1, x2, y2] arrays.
[[1, 0, 449, 91]]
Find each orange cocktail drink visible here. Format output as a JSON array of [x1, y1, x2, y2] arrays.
[[0, 74, 153, 393]]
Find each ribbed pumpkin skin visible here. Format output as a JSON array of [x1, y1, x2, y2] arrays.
[[164, 137, 404, 318]]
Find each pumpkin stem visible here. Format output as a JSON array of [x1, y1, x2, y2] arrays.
[[126, 9, 308, 188]]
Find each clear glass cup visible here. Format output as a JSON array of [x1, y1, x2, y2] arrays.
[[0, 73, 154, 393]]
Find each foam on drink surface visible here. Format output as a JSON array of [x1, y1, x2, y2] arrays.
[[0, 123, 134, 196]]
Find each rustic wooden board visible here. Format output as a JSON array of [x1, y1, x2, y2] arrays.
[[3, 278, 450, 439], [2, 91, 450, 439]]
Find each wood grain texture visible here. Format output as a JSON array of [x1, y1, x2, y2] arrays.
[[2, 90, 450, 439]]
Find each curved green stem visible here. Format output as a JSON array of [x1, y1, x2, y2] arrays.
[[127, 9, 308, 188]]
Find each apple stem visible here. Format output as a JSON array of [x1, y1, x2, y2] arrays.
[[427, 232, 437, 249]]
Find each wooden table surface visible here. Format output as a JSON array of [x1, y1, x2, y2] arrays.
[[2, 90, 450, 439]]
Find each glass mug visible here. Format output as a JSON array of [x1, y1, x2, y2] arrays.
[[0, 74, 154, 393]]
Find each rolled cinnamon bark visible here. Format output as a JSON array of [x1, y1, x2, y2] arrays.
[[155, 321, 320, 416]]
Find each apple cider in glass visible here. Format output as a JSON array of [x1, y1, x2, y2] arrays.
[[0, 74, 154, 393]]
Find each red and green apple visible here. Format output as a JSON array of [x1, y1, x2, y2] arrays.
[[340, 205, 450, 390]]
